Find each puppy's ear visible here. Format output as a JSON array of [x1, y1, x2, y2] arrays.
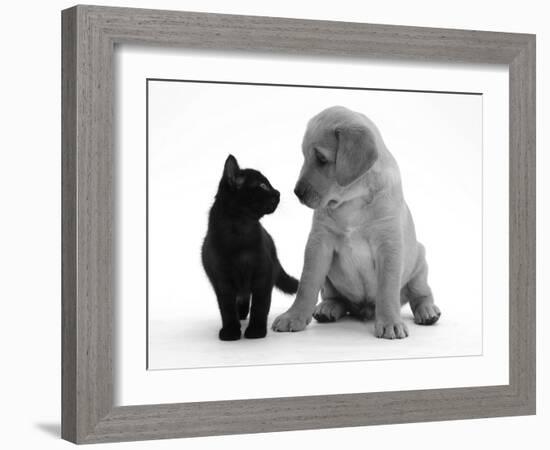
[[335, 125, 378, 186], [223, 154, 243, 187]]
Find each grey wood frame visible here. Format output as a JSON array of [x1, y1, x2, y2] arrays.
[[61, 4, 536, 444]]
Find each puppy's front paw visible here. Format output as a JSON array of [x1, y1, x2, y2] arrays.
[[219, 326, 241, 341], [375, 320, 408, 339], [272, 310, 312, 332]]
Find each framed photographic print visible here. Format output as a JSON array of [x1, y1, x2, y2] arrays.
[[61, 5, 536, 444]]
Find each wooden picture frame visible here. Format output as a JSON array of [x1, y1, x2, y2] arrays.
[[61, 5, 536, 444]]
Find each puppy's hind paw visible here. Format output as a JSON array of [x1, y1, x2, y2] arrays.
[[413, 304, 441, 325], [313, 299, 347, 323]]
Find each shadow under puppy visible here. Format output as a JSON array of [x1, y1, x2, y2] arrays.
[[202, 155, 299, 340]]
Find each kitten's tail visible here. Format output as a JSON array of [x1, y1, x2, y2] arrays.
[[275, 265, 299, 295]]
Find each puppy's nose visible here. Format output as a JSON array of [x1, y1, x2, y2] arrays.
[[294, 183, 306, 200]]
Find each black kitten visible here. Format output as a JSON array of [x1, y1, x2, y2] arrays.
[[201, 155, 299, 341]]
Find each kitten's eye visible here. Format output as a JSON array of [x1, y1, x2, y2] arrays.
[[315, 149, 328, 166], [258, 183, 269, 191]]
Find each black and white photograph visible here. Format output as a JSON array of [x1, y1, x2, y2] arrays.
[[146, 78, 483, 370]]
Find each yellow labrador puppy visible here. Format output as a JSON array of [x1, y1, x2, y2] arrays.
[[272, 106, 440, 339]]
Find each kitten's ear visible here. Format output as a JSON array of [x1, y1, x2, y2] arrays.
[[223, 154, 241, 187]]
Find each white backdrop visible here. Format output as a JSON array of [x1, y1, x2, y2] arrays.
[[148, 79, 483, 369], [1, 1, 546, 450]]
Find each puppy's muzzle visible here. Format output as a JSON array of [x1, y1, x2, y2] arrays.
[[294, 180, 319, 208], [294, 182, 307, 201]]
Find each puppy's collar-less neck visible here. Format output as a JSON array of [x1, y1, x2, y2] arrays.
[[323, 172, 377, 211]]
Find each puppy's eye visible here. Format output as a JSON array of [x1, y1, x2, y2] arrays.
[[258, 183, 269, 191], [315, 150, 328, 165]]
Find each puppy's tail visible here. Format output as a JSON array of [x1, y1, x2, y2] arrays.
[[275, 265, 299, 295]]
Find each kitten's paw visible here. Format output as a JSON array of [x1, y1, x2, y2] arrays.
[[413, 303, 441, 325], [272, 310, 311, 332], [374, 320, 409, 339], [244, 326, 267, 339], [219, 326, 241, 341]]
